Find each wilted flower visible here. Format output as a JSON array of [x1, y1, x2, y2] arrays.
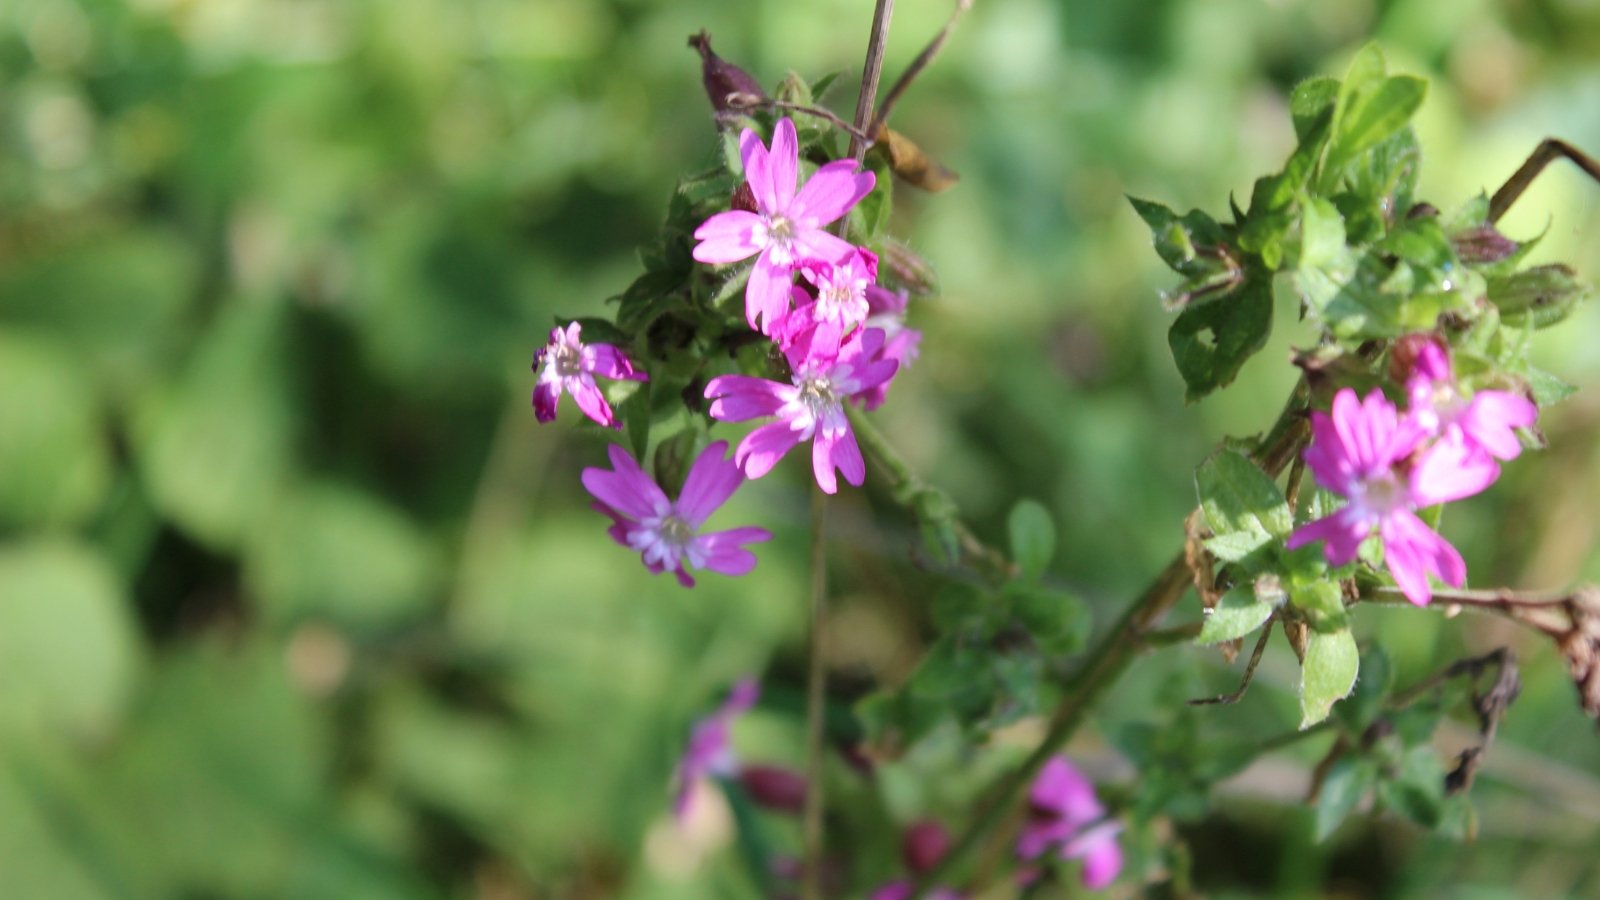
[[1018, 757, 1123, 890], [1404, 338, 1537, 461], [532, 322, 648, 428], [673, 679, 759, 819], [582, 441, 772, 587], [704, 323, 898, 493], [1287, 388, 1498, 606], [692, 117, 876, 334]]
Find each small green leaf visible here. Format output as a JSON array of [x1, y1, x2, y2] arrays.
[[1288, 578, 1349, 631], [1522, 365, 1577, 406], [1007, 500, 1056, 580], [1196, 584, 1277, 645], [651, 427, 705, 496], [1336, 644, 1393, 733], [1315, 757, 1377, 841], [619, 381, 652, 462], [1378, 746, 1446, 828], [1196, 449, 1292, 552], [1128, 197, 1228, 278], [1487, 264, 1589, 330], [1324, 46, 1427, 180], [1289, 77, 1340, 142], [1300, 627, 1359, 728], [1168, 275, 1273, 401]]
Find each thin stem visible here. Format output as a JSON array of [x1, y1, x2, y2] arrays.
[[869, 0, 973, 139], [802, 488, 829, 900], [725, 94, 875, 143], [846, 0, 895, 163], [1189, 615, 1275, 706], [1488, 138, 1600, 224]]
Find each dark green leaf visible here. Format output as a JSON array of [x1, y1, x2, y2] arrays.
[[1004, 583, 1090, 656], [1316, 757, 1377, 841], [1378, 746, 1446, 828], [1167, 274, 1273, 401]]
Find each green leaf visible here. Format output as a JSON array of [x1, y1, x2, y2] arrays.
[[1324, 46, 1427, 180], [1007, 499, 1056, 580], [651, 427, 706, 496], [1196, 584, 1277, 645], [1378, 746, 1446, 828], [1522, 365, 1577, 406], [1315, 757, 1377, 841], [0, 332, 112, 528], [136, 300, 296, 551], [1167, 274, 1273, 402], [245, 483, 439, 630], [1196, 449, 1292, 554], [1288, 578, 1349, 631], [1336, 644, 1393, 733], [1290, 77, 1340, 142], [1300, 627, 1359, 728], [619, 381, 652, 462], [0, 540, 141, 741]]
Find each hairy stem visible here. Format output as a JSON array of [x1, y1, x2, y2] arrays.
[[846, 0, 895, 163]]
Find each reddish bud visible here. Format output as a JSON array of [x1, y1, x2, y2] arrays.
[[1388, 332, 1446, 385], [1452, 225, 1520, 264], [901, 820, 952, 874], [738, 765, 807, 814], [689, 31, 765, 117]]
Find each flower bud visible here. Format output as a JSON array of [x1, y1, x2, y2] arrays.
[[1388, 331, 1446, 385], [738, 764, 808, 814], [688, 31, 765, 117], [901, 820, 951, 874]]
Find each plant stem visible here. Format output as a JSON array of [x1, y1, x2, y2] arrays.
[[912, 380, 1312, 897], [802, 487, 829, 900], [805, 6, 895, 896], [1488, 138, 1600, 224]]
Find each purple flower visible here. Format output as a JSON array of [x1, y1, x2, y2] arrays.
[[704, 323, 898, 494], [691, 117, 877, 335], [1017, 757, 1123, 890], [1405, 339, 1537, 461], [532, 322, 648, 428], [582, 440, 772, 587], [1286, 388, 1498, 606], [673, 679, 759, 819], [783, 247, 879, 339]]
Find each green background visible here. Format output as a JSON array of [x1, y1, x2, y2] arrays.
[[1, 0, 1598, 896]]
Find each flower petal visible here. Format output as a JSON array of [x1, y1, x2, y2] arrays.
[[1409, 434, 1499, 506], [569, 380, 618, 428], [705, 375, 790, 422], [1460, 390, 1537, 460], [1286, 508, 1368, 566], [739, 127, 773, 212], [829, 425, 865, 488], [766, 117, 798, 211], [811, 429, 839, 494], [746, 251, 794, 334], [582, 444, 670, 520], [736, 421, 804, 479], [791, 161, 876, 227], [584, 343, 647, 381], [693, 210, 765, 264], [693, 526, 773, 577], [532, 380, 561, 422], [675, 440, 744, 528], [1380, 508, 1465, 606]]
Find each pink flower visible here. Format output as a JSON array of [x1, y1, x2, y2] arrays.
[[1405, 339, 1537, 461], [1286, 388, 1498, 606], [673, 679, 759, 819], [704, 324, 898, 494], [782, 247, 879, 339], [582, 440, 772, 587], [856, 283, 922, 411], [692, 117, 877, 335], [1017, 757, 1123, 890], [532, 322, 648, 428]]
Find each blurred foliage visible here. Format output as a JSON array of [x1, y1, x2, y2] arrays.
[[2, 0, 1600, 897]]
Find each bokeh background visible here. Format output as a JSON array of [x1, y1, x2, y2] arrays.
[[3, 0, 1599, 896]]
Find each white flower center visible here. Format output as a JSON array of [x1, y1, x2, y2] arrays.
[[545, 341, 582, 379], [760, 215, 797, 265], [797, 375, 840, 424], [1352, 471, 1406, 518]]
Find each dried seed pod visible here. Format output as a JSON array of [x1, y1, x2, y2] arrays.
[[688, 31, 765, 118]]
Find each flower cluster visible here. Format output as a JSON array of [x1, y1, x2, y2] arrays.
[[534, 117, 920, 584], [672, 678, 809, 821], [1017, 756, 1124, 890], [1288, 337, 1537, 606], [697, 117, 920, 494]]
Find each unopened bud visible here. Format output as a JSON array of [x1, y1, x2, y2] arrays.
[[738, 765, 807, 814], [689, 31, 765, 117], [901, 820, 951, 874], [1387, 332, 1446, 385]]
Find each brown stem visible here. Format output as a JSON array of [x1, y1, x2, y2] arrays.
[[1488, 138, 1600, 224], [846, 0, 895, 163], [1189, 615, 1276, 706], [913, 380, 1313, 897], [725, 94, 875, 143], [868, 0, 973, 140]]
